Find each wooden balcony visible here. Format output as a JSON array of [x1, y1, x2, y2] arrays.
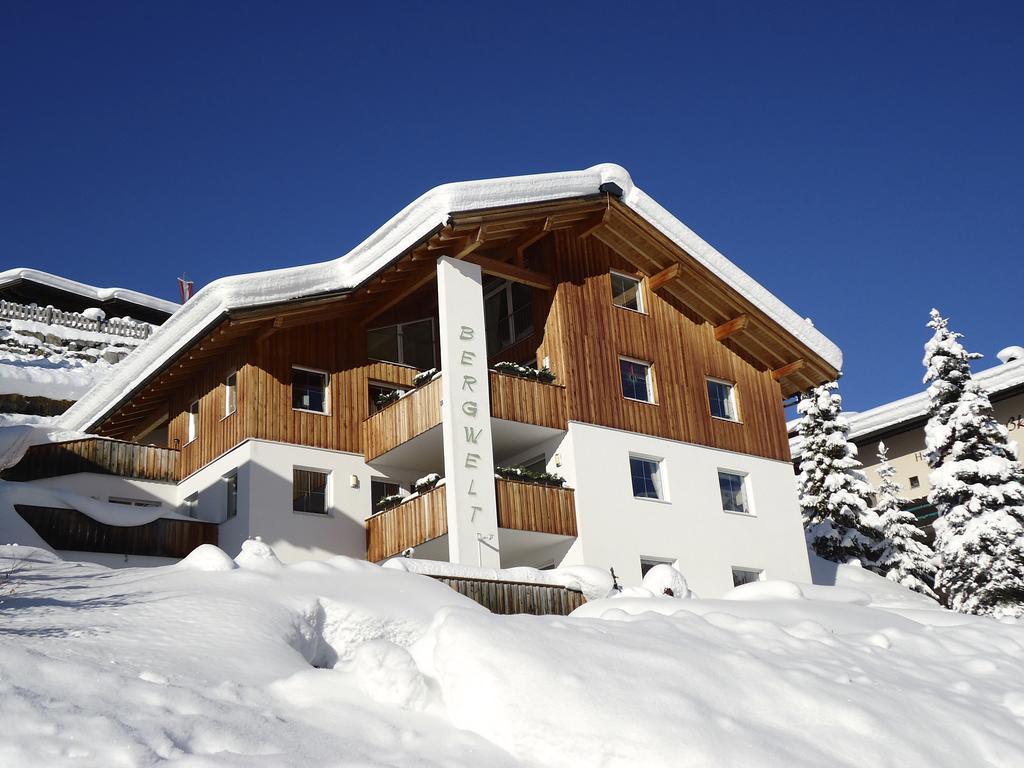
[[363, 372, 567, 462], [15, 505, 216, 558], [2, 437, 179, 483], [365, 479, 577, 562]]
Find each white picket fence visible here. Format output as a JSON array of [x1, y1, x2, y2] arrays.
[[0, 300, 153, 340]]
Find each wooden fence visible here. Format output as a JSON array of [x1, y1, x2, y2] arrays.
[[429, 574, 586, 616], [15, 505, 216, 559], [365, 483, 448, 562], [363, 376, 443, 461], [0, 299, 153, 339], [488, 371, 567, 429], [2, 438, 179, 483], [496, 479, 577, 536]]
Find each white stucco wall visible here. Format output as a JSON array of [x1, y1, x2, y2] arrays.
[[564, 421, 811, 597]]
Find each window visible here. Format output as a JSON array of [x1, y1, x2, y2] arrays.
[[630, 455, 664, 500], [484, 277, 534, 355], [293, 468, 329, 515], [909, 476, 921, 489], [292, 367, 328, 413], [620, 357, 653, 403], [640, 557, 673, 578], [718, 471, 750, 515], [611, 271, 643, 312], [184, 492, 198, 519], [224, 473, 238, 519], [707, 378, 738, 421], [367, 318, 436, 370], [371, 478, 401, 512], [731, 567, 763, 587], [224, 371, 237, 417], [109, 497, 160, 508], [187, 400, 200, 443], [368, 382, 405, 415]]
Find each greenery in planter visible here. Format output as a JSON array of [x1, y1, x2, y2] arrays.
[[374, 493, 405, 513], [412, 367, 439, 387], [493, 361, 556, 384], [374, 389, 402, 410], [413, 473, 442, 494], [495, 465, 566, 488]]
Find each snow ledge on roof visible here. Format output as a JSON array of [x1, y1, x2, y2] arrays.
[[60, 163, 843, 432], [0, 268, 180, 316]]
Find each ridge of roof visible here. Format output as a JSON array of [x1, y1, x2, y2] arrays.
[[0, 268, 180, 316]]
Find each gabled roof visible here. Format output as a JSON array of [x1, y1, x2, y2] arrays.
[[61, 164, 843, 432]]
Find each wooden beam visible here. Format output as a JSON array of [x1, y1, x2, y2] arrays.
[[361, 267, 438, 324], [505, 224, 551, 266], [714, 314, 749, 342], [575, 208, 611, 240], [771, 359, 805, 381], [463, 253, 554, 290], [454, 227, 486, 259], [256, 317, 284, 344], [647, 263, 681, 292]]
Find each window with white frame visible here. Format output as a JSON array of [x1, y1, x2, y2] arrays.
[[640, 556, 673, 578], [707, 378, 738, 421], [731, 567, 763, 587], [293, 468, 330, 515], [718, 470, 750, 515], [630, 455, 665, 500], [367, 318, 436, 370], [224, 472, 238, 519], [611, 271, 643, 312], [187, 400, 200, 443], [184, 492, 198, 519], [292, 367, 328, 414], [620, 357, 654, 403], [224, 371, 238, 417], [484, 277, 533, 355]]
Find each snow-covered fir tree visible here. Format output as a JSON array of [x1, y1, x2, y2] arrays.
[[796, 381, 884, 567], [923, 309, 1024, 617], [873, 442, 937, 598]]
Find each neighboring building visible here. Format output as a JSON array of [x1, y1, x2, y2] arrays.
[[2, 165, 842, 595], [791, 346, 1024, 531], [0, 269, 178, 416]]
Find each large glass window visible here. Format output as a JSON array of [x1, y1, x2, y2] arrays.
[[611, 271, 643, 312], [707, 378, 738, 421], [367, 318, 436, 370], [484, 278, 533, 355], [292, 367, 328, 413], [293, 468, 329, 515], [630, 455, 664, 500], [718, 470, 750, 515], [620, 358, 653, 403]]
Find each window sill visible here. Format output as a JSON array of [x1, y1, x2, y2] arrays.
[[292, 407, 329, 416], [291, 510, 333, 518], [722, 509, 755, 518], [623, 396, 658, 406], [613, 303, 648, 316], [220, 410, 237, 423], [634, 496, 671, 505], [711, 415, 743, 425]]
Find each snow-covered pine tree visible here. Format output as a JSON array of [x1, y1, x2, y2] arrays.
[[796, 381, 884, 567], [873, 442, 937, 598], [923, 309, 1024, 617]]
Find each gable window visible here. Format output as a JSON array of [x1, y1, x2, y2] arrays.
[[611, 271, 643, 312], [224, 472, 238, 519], [183, 492, 198, 519], [620, 357, 654, 403], [292, 367, 328, 414], [371, 478, 401, 513], [718, 470, 750, 515], [367, 318, 436, 370], [707, 378, 738, 421], [224, 371, 238, 417], [293, 468, 330, 515], [187, 400, 200, 444], [630, 455, 665, 500], [484, 277, 533, 355], [731, 567, 763, 587]]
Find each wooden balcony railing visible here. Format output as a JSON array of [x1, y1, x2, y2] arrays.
[[365, 479, 577, 562], [363, 372, 567, 462], [2, 437, 179, 483]]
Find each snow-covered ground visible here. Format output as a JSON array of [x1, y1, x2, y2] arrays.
[[0, 541, 1021, 767]]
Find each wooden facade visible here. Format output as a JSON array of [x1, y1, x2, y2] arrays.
[[2, 438, 178, 483], [366, 479, 578, 562], [429, 575, 586, 616], [90, 194, 827, 478]]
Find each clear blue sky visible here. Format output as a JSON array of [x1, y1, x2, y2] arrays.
[[2, 1, 1021, 412]]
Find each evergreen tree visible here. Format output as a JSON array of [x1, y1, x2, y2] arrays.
[[923, 309, 1024, 617], [796, 381, 884, 567], [873, 442, 937, 598]]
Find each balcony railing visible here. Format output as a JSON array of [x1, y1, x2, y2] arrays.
[[365, 478, 577, 562], [363, 371, 567, 461], [2, 437, 179, 483]]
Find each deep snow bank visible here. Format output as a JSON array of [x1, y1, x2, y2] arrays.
[[0, 545, 1022, 767]]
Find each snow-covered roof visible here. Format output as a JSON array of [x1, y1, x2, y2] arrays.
[[791, 356, 1024, 456], [61, 163, 843, 432], [0, 268, 179, 316]]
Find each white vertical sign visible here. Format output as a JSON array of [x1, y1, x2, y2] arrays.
[[436, 256, 501, 567]]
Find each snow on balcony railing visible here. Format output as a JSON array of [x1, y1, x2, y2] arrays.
[[0, 300, 153, 340]]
